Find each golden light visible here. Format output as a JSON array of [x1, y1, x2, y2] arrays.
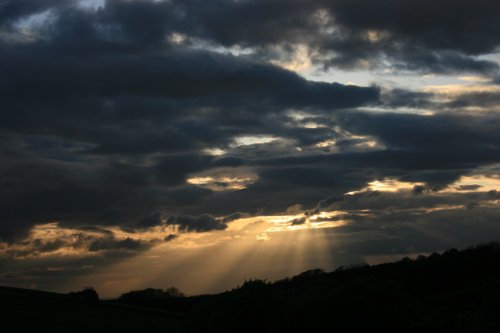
[[270, 44, 313, 73], [444, 175, 500, 193], [57, 212, 345, 298], [203, 148, 226, 156], [348, 178, 425, 194], [186, 167, 258, 191], [422, 84, 500, 95]]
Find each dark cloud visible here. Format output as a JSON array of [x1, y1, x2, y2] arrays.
[[134, 211, 163, 230], [164, 234, 178, 242], [381, 89, 434, 109], [444, 92, 500, 109], [323, 0, 500, 55], [290, 216, 307, 226], [0, 229, 157, 261], [456, 185, 482, 191], [330, 205, 500, 257], [167, 214, 227, 232], [65, 0, 500, 74], [88, 236, 152, 252], [335, 111, 500, 154], [0, 49, 378, 112], [31, 238, 66, 253], [0, 0, 66, 25], [321, 190, 490, 212], [0, 0, 379, 242], [2, 107, 499, 241], [2, 0, 498, 75], [387, 51, 499, 74], [222, 212, 249, 223], [0, 231, 160, 292], [76, 226, 114, 236]]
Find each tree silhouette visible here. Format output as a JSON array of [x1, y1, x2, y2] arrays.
[[68, 287, 99, 304]]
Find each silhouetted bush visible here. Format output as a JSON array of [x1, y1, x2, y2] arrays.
[[68, 287, 99, 304], [120, 287, 185, 301], [238, 279, 268, 290], [117, 287, 189, 311]]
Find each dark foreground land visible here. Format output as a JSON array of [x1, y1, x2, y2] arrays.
[[2, 242, 500, 332], [0, 285, 185, 332]]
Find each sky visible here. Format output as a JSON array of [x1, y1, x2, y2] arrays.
[[1, 0, 500, 298]]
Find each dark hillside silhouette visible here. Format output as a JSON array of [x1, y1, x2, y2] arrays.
[[0, 286, 184, 332], [115, 242, 500, 333], [186, 242, 500, 332], [3, 242, 500, 332]]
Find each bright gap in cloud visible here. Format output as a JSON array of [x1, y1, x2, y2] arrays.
[[422, 84, 500, 95], [231, 135, 278, 147], [203, 148, 226, 156], [186, 167, 258, 192], [444, 175, 500, 193], [76, 0, 105, 10], [270, 44, 313, 73], [348, 179, 425, 195], [5, 9, 57, 43]]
